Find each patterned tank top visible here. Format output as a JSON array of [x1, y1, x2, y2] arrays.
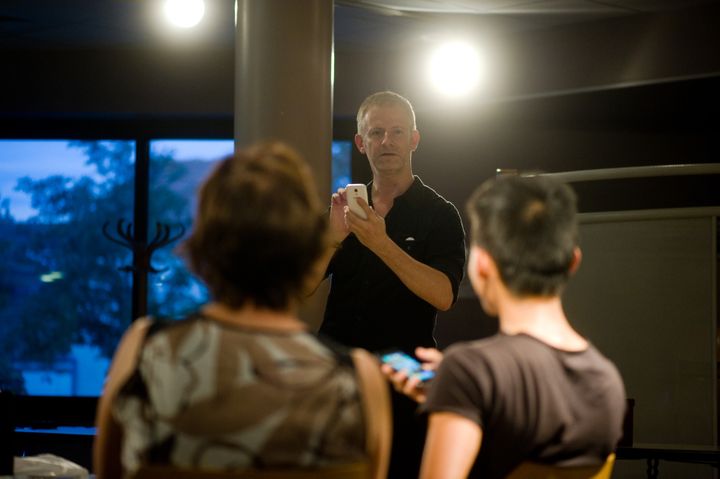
[[113, 314, 366, 474]]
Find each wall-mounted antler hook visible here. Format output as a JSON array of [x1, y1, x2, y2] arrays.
[[102, 219, 186, 274]]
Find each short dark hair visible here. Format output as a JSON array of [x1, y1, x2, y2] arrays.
[[466, 175, 579, 297], [183, 141, 329, 310]]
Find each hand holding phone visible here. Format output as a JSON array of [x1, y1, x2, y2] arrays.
[[380, 350, 435, 382], [345, 183, 368, 220]]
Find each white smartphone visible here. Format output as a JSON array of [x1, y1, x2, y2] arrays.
[[345, 183, 368, 219]]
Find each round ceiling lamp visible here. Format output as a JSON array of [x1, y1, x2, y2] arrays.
[[164, 0, 205, 28], [428, 41, 483, 97]]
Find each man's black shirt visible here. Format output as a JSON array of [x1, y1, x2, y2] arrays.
[[319, 176, 466, 352]]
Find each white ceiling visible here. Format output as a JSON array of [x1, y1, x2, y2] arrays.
[[0, 0, 716, 50]]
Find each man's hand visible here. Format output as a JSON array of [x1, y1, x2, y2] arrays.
[[344, 197, 391, 253], [381, 347, 444, 404], [344, 196, 455, 312]]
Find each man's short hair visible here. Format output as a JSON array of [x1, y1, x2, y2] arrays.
[[466, 175, 579, 297], [356, 91, 417, 135], [183, 141, 329, 310]]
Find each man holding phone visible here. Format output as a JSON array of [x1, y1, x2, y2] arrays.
[[312, 90, 466, 353], [306, 91, 466, 478]]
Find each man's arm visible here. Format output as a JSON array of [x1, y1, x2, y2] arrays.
[[346, 199, 455, 311], [420, 412, 482, 479], [302, 242, 340, 296], [303, 189, 351, 296]]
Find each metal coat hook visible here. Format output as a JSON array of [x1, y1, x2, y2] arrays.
[[102, 219, 186, 274]]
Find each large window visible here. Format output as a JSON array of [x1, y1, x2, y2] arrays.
[[0, 140, 134, 396], [0, 138, 352, 398]]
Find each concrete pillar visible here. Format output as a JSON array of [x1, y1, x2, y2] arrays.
[[235, 0, 333, 329]]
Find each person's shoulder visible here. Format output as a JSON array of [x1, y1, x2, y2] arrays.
[[139, 312, 211, 347], [307, 332, 356, 367], [411, 176, 456, 206], [443, 335, 509, 363], [581, 343, 625, 379], [444, 334, 551, 366], [408, 176, 462, 225]]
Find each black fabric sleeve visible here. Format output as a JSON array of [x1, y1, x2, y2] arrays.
[[423, 201, 466, 303]]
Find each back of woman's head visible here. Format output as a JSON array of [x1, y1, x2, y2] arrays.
[[184, 141, 328, 310]]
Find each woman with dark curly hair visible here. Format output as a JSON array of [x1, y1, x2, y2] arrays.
[[94, 142, 390, 479]]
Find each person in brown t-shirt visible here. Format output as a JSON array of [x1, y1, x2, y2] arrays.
[[384, 175, 626, 479]]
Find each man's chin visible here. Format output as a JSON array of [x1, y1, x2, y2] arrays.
[[373, 157, 404, 171]]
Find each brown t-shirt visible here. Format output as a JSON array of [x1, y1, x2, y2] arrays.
[[423, 333, 626, 479]]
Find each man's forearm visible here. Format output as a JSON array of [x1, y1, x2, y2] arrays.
[[373, 237, 454, 311], [302, 243, 339, 297]]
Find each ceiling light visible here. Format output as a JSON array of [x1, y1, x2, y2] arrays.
[[428, 41, 483, 97], [164, 0, 205, 28]]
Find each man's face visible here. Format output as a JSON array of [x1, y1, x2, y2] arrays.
[[355, 104, 419, 176]]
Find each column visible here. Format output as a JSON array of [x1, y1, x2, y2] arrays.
[[235, 0, 334, 329]]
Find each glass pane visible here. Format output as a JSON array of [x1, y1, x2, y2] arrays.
[[147, 139, 352, 319], [0, 140, 135, 397], [332, 140, 352, 192], [147, 140, 233, 319]]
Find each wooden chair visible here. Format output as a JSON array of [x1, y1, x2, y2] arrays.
[[131, 462, 371, 479], [506, 453, 616, 479]]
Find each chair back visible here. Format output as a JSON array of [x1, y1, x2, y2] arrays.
[[505, 453, 615, 479], [131, 462, 371, 479]]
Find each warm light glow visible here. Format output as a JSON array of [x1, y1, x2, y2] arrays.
[[428, 41, 483, 97], [164, 0, 205, 28]]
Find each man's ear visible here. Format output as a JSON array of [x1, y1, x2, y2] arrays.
[[410, 129, 420, 152], [354, 133, 365, 154], [569, 247, 582, 275]]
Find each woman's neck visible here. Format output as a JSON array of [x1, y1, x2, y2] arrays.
[[201, 302, 306, 332]]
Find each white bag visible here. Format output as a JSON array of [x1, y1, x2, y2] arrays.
[[12, 454, 88, 478]]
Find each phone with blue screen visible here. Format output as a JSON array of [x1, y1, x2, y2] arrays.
[[379, 350, 435, 382]]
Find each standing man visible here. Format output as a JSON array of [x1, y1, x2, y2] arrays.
[[316, 90, 466, 353], [308, 91, 466, 479]]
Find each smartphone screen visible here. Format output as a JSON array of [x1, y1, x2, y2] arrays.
[[380, 351, 435, 382]]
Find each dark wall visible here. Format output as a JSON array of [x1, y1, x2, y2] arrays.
[[417, 72, 719, 346], [333, 1, 720, 240], [414, 76, 719, 217], [2, 47, 234, 116]]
